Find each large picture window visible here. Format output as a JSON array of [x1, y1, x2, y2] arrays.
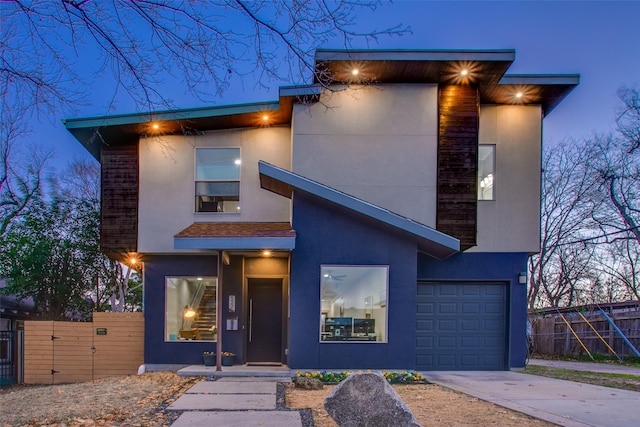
[[165, 277, 217, 341], [320, 265, 388, 343], [478, 145, 495, 200], [195, 148, 240, 212]]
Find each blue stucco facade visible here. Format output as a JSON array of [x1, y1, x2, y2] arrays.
[[142, 195, 529, 370], [143, 255, 218, 364], [289, 193, 419, 369], [287, 193, 529, 370]]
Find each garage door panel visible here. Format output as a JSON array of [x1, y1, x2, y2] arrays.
[[485, 302, 503, 314], [484, 319, 504, 331], [437, 319, 457, 331], [462, 285, 481, 296], [460, 354, 480, 367], [416, 336, 434, 349], [416, 319, 433, 331], [485, 285, 505, 295], [416, 355, 433, 365], [438, 303, 457, 314], [416, 282, 507, 371], [460, 320, 480, 331], [438, 286, 457, 296], [418, 286, 435, 296], [462, 303, 480, 314], [436, 354, 456, 367], [438, 336, 456, 348], [484, 336, 503, 347], [417, 302, 434, 314]]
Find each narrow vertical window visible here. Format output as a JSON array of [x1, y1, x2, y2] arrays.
[[195, 148, 240, 212], [478, 145, 495, 200]]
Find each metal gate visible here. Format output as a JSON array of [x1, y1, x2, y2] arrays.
[[0, 330, 23, 386]]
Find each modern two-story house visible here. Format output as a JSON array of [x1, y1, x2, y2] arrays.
[[64, 48, 578, 371]]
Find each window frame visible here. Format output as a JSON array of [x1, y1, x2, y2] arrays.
[[194, 147, 241, 213], [319, 265, 389, 344], [478, 144, 496, 201], [164, 276, 218, 342]]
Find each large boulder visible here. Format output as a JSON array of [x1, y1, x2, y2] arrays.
[[323, 372, 421, 427]]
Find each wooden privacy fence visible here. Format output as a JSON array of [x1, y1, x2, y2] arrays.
[[24, 312, 143, 384], [530, 310, 640, 358]]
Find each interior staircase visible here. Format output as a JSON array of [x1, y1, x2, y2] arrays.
[[192, 285, 217, 341]]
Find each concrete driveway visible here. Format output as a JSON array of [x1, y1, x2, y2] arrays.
[[425, 371, 640, 427]]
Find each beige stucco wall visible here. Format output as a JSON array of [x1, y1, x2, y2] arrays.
[[470, 105, 542, 253], [292, 84, 439, 227], [138, 126, 292, 253]]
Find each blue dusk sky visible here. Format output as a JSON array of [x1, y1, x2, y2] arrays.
[[28, 1, 640, 172]]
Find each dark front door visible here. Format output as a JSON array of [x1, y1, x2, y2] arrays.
[[247, 278, 283, 363]]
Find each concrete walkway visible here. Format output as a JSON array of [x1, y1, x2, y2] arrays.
[[528, 358, 640, 376], [425, 371, 640, 427], [168, 377, 302, 427]]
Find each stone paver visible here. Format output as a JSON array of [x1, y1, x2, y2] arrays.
[[216, 376, 292, 382], [171, 411, 301, 427], [167, 393, 275, 411], [186, 380, 275, 394], [169, 370, 302, 426]]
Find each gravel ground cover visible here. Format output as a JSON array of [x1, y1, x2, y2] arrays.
[[1, 372, 553, 426]]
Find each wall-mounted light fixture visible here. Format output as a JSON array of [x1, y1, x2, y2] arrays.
[[518, 272, 527, 285]]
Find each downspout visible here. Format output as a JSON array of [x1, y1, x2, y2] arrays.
[[216, 250, 223, 371]]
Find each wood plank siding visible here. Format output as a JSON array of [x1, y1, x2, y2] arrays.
[[437, 85, 479, 250], [100, 144, 138, 257]]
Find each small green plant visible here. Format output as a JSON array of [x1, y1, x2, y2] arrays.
[[294, 370, 428, 384]]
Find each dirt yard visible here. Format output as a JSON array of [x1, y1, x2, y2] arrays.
[[285, 383, 554, 427], [0, 373, 553, 426]]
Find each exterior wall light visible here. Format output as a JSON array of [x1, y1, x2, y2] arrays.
[[518, 272, 527, 284]]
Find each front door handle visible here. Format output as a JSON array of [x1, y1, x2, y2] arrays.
[[249, 298, 253, 343]]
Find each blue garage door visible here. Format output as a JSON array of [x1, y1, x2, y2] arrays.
[[416, 282, 507, 370]]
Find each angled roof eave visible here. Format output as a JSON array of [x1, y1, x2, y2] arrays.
[[258, 161, 459, 259], [62, 88, 323, 161]]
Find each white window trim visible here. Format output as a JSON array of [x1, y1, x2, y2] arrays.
[[194, 147, 241, 214], [319, 265, 389, 344]]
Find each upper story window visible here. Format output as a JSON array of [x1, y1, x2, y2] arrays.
[[478, 145, 495, 200], [195, 148, 240, 213]]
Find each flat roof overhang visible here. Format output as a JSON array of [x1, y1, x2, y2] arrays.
[[63, 85, 322, 160], [314, 49, 579, 116], [63, 48, 579, 161], [258, 161, 459, 260], [174, 222, 296, 250]]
